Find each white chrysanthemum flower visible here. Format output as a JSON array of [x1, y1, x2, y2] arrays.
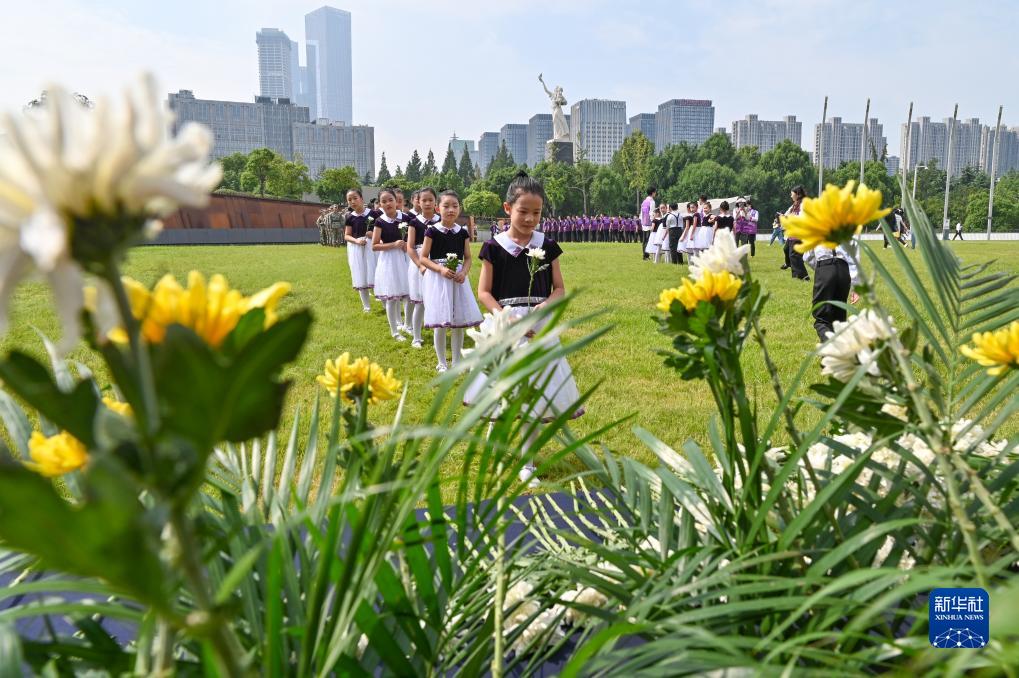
[[818, 309, 897, 382], [561, 586, 609, 625], [0, 74, 221, 350], [525, 247, 546, 260], [688, 230, 751, 280], [881, 403, 909, 421], [463, 306, 519, 356]]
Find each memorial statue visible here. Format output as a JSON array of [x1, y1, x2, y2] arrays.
[[538, 73, 570, 141]]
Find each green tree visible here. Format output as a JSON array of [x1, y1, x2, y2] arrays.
[[474, 164, 524, 204], [531, 160, 569, 216], [759, 140, 816, 194], [829, 161, 898, 209], [735, 166, 783, 223], [219, 152, 248, 192], [697, 133, 738, 169], [243, 148, 283, 197], [458, 147, 474, 188], [590, 166, 630, 215], [363, 171, 372, 185], [394, 164, 404, 180], [488, 140, 514, 175], [462, 190, 502, 217], [423, 150, 437, 176], [735, 145, 761, 172], [314, 166, 361, 205], [567, 159, 598, 215], [613, 131, 655, 206], [670, 160, 738, 203], [438, 169, 464, 196], [649, 142, 696, 195], [405, 150, 423, 183], [376, 153, 392, 184], [265, 158, 311, 200], [441, 147, 458, 176]]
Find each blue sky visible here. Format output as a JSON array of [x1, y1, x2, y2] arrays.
[[2, 0, 1017, 169]]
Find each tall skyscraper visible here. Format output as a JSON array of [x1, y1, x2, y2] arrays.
[[478, 132, 500, 173], [627, 113, 656, 146], [449, 134, 478, 169], [654, 99, 714, 151], [305, 6, 353, 124], [256, 28, 294, 99], [814, 117, 886, 169], [980, 125, 1019, 176], [302, 43, 318, 118], [499, 124, 528, 166], [527, 114, 552, 166], [730, 115, 802, 153], [571, 99, 626, 165]]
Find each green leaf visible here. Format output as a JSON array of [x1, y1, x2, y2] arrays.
[[0, 622, 24, 678], [0, 456, 167, 608], [0, 352, 99, 448]]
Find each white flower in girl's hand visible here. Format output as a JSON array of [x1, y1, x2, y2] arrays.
[[526, 248, 546, 260]]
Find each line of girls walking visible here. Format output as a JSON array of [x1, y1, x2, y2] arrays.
[[644, 195, 760, 264]]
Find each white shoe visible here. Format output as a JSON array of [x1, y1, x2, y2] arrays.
[[393, 334, 407, 342], [362, 306, 371, 313], [411, 340, 423, 349], [519, 464, 540, 489], [435, 364, 448, 373], [399, 324, 412, 335]]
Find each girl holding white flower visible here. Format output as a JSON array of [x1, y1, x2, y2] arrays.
[[466, 171, 584, 486], [343, 187, 377, 313], [371, 187, 411, 341], [419, 190, 483, 372], [405, 187, 441, 348]]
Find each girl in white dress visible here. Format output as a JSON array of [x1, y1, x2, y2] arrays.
[[419, 190, 483, 372], [693, 200, 716, 252], [371, 187, 410, 341], [342, 188, 376, 312], [466, 171, 584, 487], [406, 187, 440, 348], [676, 201, 699, 259]]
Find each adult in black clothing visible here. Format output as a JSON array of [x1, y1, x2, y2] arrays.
[[783, 186, 810, 281]]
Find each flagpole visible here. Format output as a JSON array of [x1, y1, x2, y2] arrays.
[[986, 105, 1003, 240], [860, 98, 870, 187], [941, 104, 958, 240], [818, 96, 828, 196]]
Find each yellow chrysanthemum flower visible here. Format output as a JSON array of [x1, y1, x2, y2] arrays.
[[781, 181, 891, 253], [104, 271, 290, 347], [961, 321, 1019, 376], [317, 352, 402, 405], [26, 431, 88, 477], [102, 395, 133, 417], [658, 271, 742, 314]]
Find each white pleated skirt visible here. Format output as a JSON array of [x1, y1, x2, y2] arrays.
[[373, 249, 409, 301], [408, 248, 425, 304], [346, 242, 376, 290], [644, 228, 664, 254], [422, 266, 483, 329], [463, 305, 584, 422], [693, 226, 714, 250]]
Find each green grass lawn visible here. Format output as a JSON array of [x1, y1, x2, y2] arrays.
[[3, 239, 1018, 496]]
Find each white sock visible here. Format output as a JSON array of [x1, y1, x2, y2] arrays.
[[385, 299, 401, 336], [433, 328, 448, 367], [412, 303, 424, 343], [402, 299, 410, 327], [451, 328, 465, 364], [358, 289, 371, 309]]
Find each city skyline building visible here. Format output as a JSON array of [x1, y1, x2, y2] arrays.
[[654, 99, 714, 151], [499, 123, 528, 166], [571, 98, 626, 164], [448, 134, 478, 169], [730, 114, 802, 153], [899, 116, 1016, 176], [813, 116, 886, 169], [478, 132, 500, 173], [627, 112, 656, 146], [168, 89, 374, 181], [305, 6, 352, 124], [527, 113, 552, 167], [256, 28, 294, 99]]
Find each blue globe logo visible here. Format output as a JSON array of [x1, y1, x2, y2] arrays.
[[932, 628, 986, 648]]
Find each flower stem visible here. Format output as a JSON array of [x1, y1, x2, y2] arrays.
[[104, 263, 159, 436]]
